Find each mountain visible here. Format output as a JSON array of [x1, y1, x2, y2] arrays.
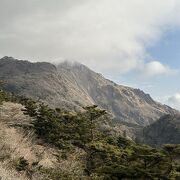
[[0, 56, 177, 126], [0, 101, 88, 179], [1, 91, 180, 179], [140, 114, 180, 146]]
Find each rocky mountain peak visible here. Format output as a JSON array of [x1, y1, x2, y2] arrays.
[[0, 56, 56, 76], [0, 56, 177, 126], [57, 61, 93, 75]]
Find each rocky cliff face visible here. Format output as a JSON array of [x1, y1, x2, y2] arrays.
[[140, 114, 180, 146], [0, 56, 177, 126]]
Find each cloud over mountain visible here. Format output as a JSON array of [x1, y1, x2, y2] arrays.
[[141, 61, 177, 77], [168, 93, 180, 110], [0, 0, 179, 75]]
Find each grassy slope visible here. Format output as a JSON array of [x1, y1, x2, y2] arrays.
[[0, 102, 87, 179]]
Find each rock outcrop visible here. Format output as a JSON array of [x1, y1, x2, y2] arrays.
[[0, 56, 177, 126]]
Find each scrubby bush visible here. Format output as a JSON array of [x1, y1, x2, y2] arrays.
[[19, 96, 180, 179], [15, 157, 29, 171]]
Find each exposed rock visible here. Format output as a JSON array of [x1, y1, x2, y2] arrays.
[[0, 56, 177, 126]]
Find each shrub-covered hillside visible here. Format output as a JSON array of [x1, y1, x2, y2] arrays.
[[0, 82, 180, 179], [142, 114, 180, 147]]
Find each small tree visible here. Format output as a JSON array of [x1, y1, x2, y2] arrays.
[[0, 80, 12, 104], [83, 105, 107, 142], [16, 157, 29, 171], [163, 144, 180, 178], [21, 98, 38, 117]]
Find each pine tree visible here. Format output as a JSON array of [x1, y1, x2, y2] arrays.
[[21, 98, 38, 117], [163, 144, 180, 178], [83, 105, 107, 142]]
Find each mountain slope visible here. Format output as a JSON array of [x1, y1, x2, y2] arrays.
[[0, 56, 176, 126], [141, 114, 180, 146], [0, 101, 87, 179], [1, 92, 179, 179]]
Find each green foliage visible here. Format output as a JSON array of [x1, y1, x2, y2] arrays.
[[1, 90, 177, 179], [21, 97, 38, 117], [0, 80, 18, 104], [117, 136, 131, 148], [163, 144, 180, 179], [21, 98, 180, 179], [87, 142, 175, 179], [0, 80, 4, 90], [22, 102, 108, 149], [15, 157, 29, 171], [39, 168, 73, 180], [0, 80, 8, 104], [164, 144, 180, 158]]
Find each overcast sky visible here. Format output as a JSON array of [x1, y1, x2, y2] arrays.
[[1, 0, 180, 109]]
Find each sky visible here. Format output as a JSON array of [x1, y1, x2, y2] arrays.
[[0, 0, 180, 109]]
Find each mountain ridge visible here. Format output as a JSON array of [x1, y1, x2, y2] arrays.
[[140, 114, 180, 146], [0, 56, 177, 126]]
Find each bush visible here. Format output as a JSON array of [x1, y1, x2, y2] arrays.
[[15, 157, 29, 171]]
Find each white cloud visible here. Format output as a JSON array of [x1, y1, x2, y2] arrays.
[[157, 94, 180, 110], [168, 93, 180, 110], [0, 0, 180, 75], [141, 61, 177, 77]]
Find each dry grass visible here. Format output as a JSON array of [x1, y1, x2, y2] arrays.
[[0, 162, 27, 180], [56, 147, 86, 177], [0, 102, 86, 179], [0, 102, 56, 179]]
